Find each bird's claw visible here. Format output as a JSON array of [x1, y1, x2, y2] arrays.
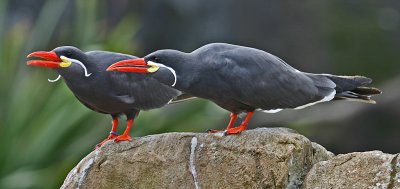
[[207, 128, 244, 136], [207, 129, 225, 133], [206, 129, 228, 137]]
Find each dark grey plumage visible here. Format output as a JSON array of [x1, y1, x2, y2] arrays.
[[53, 46, 181, 118], [144, 43, 381, 113], [107, 43, 381, 135], [28, 46, 185, 147]]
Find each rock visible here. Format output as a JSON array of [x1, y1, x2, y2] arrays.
[[61, 128, 399, 189], [303, 151, 400, 189], [310, 142, 335, 165], [61, 128, 332, 189]]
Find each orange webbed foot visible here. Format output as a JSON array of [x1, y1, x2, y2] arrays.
[[96, 132, 119, 149], [114, 134, 132, 143], [224, 125, 247, 135]]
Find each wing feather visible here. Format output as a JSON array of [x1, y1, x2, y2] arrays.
[[211, 45, 335, 110]]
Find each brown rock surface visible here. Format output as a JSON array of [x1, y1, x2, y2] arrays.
[[303, 151, 400, 189], [61, 127, 399, 189], [61, 128, 330, 189]]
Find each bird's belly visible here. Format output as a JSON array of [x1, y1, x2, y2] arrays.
[[65, 77, 178, 114], [77, 92, 172, 114], [76, 96, 132, 114], [187, 87, 255, 113]]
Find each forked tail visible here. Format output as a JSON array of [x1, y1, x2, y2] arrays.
[[324, 75, 381, 104]]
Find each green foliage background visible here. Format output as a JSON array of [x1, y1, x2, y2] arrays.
[[0, 1, 225, 188]]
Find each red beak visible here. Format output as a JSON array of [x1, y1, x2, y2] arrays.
[[106, 58, 150, 73], [26, 51, 62, 68]]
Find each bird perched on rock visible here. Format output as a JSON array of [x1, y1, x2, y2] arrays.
[[107, 43, 381, 135], [27, 46, 184, 148]]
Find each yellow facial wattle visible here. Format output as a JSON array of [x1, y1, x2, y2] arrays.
[[60, 56, 72, 68], [147, 65, 160, 73]]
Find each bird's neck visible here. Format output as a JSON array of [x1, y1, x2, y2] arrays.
[[153, 57, 197, 91], [55, 65, 97, 89]]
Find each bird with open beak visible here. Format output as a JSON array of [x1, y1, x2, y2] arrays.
[[107, 43, 381, 135], [27, 46, 185, 148]]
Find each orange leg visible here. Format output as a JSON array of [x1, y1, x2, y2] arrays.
[[226, 113, 238, 130], [208, 113, 238, 133], [114, 119, 133, 142], [225, 111, 254, 135], [96, 118, 120, 148]]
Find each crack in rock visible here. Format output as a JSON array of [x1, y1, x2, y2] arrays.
[[388, 153, 399, 189], [335, 155, 355, 168], [77, 157, 95, 189], [75, 150, 99, 189], [189, 137, 200, 189]]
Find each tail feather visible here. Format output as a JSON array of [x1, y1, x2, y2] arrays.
[[323, 75, 381, 104], [323, 75, 372, 92], [333, 89, 378, 104], [351, 86, 382, 95]]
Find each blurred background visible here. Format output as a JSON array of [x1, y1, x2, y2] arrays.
[[0, 0, 399, 188]]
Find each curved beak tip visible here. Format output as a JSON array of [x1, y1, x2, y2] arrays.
[[106, 67, 115, 71], [27, 51, 41, 58]]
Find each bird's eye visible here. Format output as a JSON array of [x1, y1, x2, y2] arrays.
[[154, 57, 160, 62]]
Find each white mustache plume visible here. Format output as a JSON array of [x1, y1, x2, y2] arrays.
[[48, 57, 92, 83], [48, 75, 61, 82]]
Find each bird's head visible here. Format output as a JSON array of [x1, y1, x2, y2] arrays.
[[107, 50, 185, 87], [27, 46, 92, 79]]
